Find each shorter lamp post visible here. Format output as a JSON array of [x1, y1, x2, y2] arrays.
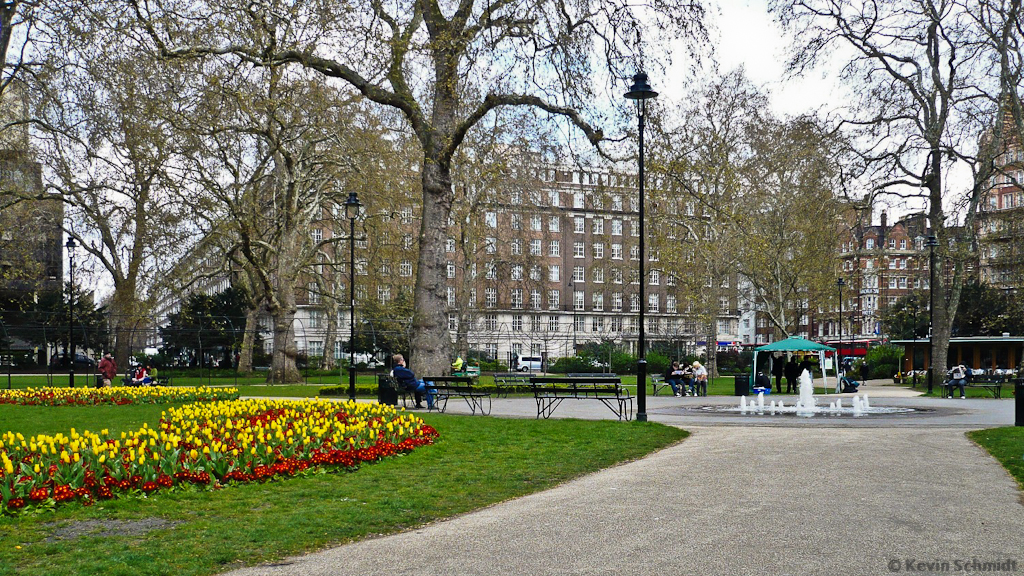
[[837, 277, 845, 382], [624, 71, 658, 423], [65, 237, 77, 388], [926, 235, 938, 393], [345, 191, 362, 401]]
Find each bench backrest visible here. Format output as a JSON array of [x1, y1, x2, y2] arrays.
[[565, 373, 618, 378], [378, 374, 400, 390], [531, 376, 622, 386]]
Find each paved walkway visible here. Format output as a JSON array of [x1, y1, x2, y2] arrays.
[[224, 390, 1024, 576]]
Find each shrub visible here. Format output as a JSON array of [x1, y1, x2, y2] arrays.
[[645, 350, 670, 375], [549, 356, 590, 374], [864, 344, 904, 378]]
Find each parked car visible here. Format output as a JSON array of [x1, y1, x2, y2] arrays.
[[49, 353, 97, 371], [515, 356, 543, 372]]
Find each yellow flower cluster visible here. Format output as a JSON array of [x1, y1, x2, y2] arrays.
[[0, 386, 239, 406], [1, 398, 436, 511]]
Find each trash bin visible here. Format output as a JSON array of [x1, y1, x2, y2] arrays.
[[377, 377, 398, 406], [1015, 379, 1023, 427], [734, 375, 750, 396], [95, 374, 104, 388]]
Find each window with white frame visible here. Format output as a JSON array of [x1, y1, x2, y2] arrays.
[[650, 270, 660, 285], [630, 269, 640, 284], [485, 237, 497, 253], [308, 282, 320, 304], [309, 340, 324, 358], [574, 192, 585, 208], [719, 296, 729, 311], [612, 219, 623, 235], [549, 190, 560, 207], [593, 293, 604, 311], [612, 195, 623, 210], [549, 240, 560, 257], [511, 288, 523, 309], [611, 243, 623, 259], [574, 241, 585, 258], [308, 310, 322, 329], [469, 288, 476, 307], [530, 239, 542, 256], [311, 228, 323, 243], [592, 218, 604, 234], [898, 276, 907, 289], [378, 285, 391, 304], [511, 239, 521, 255], [612, 292, 623, 311], [666, 274, 676, 286], [531, 215, 542, 231], [630, 294, 640, 312], [511, 264, 523, 280], [448, 313, 457, 330], [400, 261, 413, 277], [648, 294, 660, 312], [512, 315, 523, 331], [592, 268, 604, 283], [356, 259, 368, 275], [530, 265, 541, 281], [889, 238, 896, 249], [549, 265, 560, 282], [631, 220, 639, 237], [400, 207, 413, 223], [666, 295, 677, 313], [447, 261, 456, 278], [593, 243, 604, 258], [611, 316, 623, 332], [900, 238, 907, 249], [612, 269, 623, 284], [900, 258, 907, 269], [630, 245, 639, 260], [484, 314, 498, 330], [530, 315, 542, 332], [446, 238, 456, 252], [574, 315, 586, 331], [888, 277, 897, 289], [485, 262, 496, 279], [549, 216, 560, 232], [447, 287, 457, 307], [485, 211, 497, 228], [574, 216, 585, 233], [548, 315, 560, 331], [485, 288, 497, 308], [574, 290, 585, 310], [865, 238, 875, 249], [889, 258, 897, 269], [573, 266, 585, 282], [548, 289, 560, 309], [511, 214, 522, 230], [530, 289, 542, 309], [511, 190, 522, 204]]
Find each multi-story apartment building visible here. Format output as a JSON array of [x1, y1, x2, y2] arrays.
[[976, 132, 1024, 289]]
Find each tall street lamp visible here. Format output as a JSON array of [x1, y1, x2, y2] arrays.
[[926, 235, 938, 393], [345, 191, 362, 401], [625, 71, 658, 422], [837, 277, 845, 383], [65, 237, 77, 388]]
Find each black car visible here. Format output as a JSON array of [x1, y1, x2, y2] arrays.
[[49, 353, 97, 371]]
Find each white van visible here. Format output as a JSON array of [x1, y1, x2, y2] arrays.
[[516, 356, 543, 372]]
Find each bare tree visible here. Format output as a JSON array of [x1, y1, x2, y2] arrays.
[[774, 0, 1010, 383], [124, 0, 707, 375]]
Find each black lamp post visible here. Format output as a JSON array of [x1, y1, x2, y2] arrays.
[[345, 191, 362, 401], [926, 235, 938, 393], [65, 237, 77, 388], [837, 277, 845, 382], [625, 71, 658, 422], [569, 280, 577, 355]]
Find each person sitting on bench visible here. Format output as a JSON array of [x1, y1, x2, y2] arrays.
[[391, 353, 433, 409], [753, 370, 772, 394], [947, 364, 967, 399], [664, 361, 686, 397]]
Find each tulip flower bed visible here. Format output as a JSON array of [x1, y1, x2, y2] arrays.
[[0, 386, 240, 407], [0, 398, 437, 514]]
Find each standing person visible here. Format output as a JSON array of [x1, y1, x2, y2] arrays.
[[784, 357, 800, 393], [692, 361, 708, 397], [771, 355, 785, 394], [859, 360, 870, 384], [392, 353, 433, 409], [97, 353, 117, 388]]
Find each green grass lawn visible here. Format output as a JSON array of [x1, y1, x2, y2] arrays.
[[968, 427, 1024, 489], [0, 403, 687, 576]]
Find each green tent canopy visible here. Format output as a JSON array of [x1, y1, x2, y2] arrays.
[[753, 337, 839, 393]]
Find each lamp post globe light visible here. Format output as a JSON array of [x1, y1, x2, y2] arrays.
[[624, 71, 658, 422], [345, 191, 363, 401], [65, 237, 77, 388], [926, 234, 938, 394]]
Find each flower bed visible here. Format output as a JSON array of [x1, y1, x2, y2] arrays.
[[0, 399, 437, 513], [0, 386, 240, 406]]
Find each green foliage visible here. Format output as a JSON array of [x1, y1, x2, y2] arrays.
[[864, 343, 904, 378], [549, 356, 591, 373], [159, 285, 256, 367], [881, 290, 930, 339], [716, 350, 752, 374], [645, 349, 670, 375], [951, 282, 1024, 337]]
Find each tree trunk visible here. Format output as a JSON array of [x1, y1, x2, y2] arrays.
[[109, 285, 141, 370], [267, 282, 302, 384], [237, 306, 259, 374], [320, 305, 338, 370], [410, 157, 454, 375]]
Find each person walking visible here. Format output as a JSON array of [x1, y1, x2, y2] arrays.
[[97, 353, 117, 388], [859, 360, 870, 384]]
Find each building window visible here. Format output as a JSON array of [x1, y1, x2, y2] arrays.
[[309, 340, 324, 358], [592, 316, 604, 332], [511, 264, 523, 281], [308, 310, 322, 329], [648, 294, 659, 312], [512, 315, 523, 331], [719, 296, 729, 311], [447, 261, 456, 278], [549, 265, 560, 282], [530, 289, 542, 309], [593, 293, 604, 311], [549, 216, 560, 232], [612, 219, 623, 235], [650, 270, 660, 285], [900, 259, 907, 269], [485, 237, 497, 254], [511, 214, 522, 230], [593, 268, 605, 283], [378, 285, 391, 304], [446, 238, 456, 252], [574, 241, 585, 258], [531, 215, 542, 231], [574, 192, 585, 208], [548, 240, 560, 257], [898, 276, 907, 289], [485, 211, 497, 228], [593, 243, 604, 258], [573, 290, 585, 311], [549, 190, 560, 207], [449, 313, 458, 330], [865, 238, 875, 249], [311, 228, 323, 243], [548, 289, 560, 310], [574, 315, 586, 331], [308, 282, 320, 304], [611, 243, 623, 259], [574, 216, 585, 233], [485, 288, 497, 308], [484, 314, 498, 330], [447, 287, 457, 307], [612, 293, 623, 312], [400, 261, 413, 277], [400, 207, 413, 223], [612, 269, 623, 284], [631, 294, 640, 312], [530, 265, 541, 281], [593, 219, 605, 235], [485, 262, 496, 279], [889, 258, 897, 269], [631, 220, 640, 237], [889, 238, 896, 249], [573, 266, 585, 283], [612, 195, 623, 211], [511, 288, 523, 309], [630, 245, 639, 260], [548, 315, 560, 331], [531, 239, 542, 256], [666, 295, 677, 313], [511, 239, 522, 255], [531, 315, 542, 332]]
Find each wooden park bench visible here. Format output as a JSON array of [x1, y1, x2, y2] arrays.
[[942, 375, 1004, 398], [529, 376, 633, 421], [422, 376, 491, 415], [492, 372, 530, 398]]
